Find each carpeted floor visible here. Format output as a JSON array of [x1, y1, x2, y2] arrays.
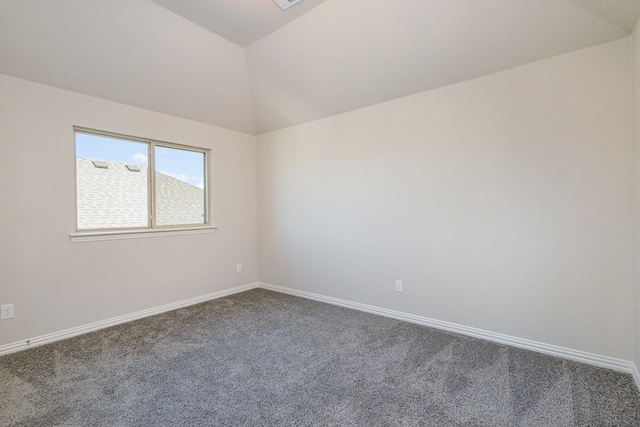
[[1, 288, 639, 426]]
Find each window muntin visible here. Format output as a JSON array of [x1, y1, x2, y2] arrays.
[[75, 128, 209, 231]]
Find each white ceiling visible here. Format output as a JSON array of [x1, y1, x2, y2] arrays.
[[0, 0, 256, 134], [0, 0, 638, 135], [246, 0, 636, 133], [569, 0, 640, 31], [150, 0, 330, 47]]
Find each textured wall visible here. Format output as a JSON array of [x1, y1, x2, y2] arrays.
[[0, 74, 258, 346], [258, 39, 634, 360]]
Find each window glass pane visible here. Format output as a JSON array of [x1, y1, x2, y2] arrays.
[[154, 146, 206, 226], [76, 133, 149, 230]]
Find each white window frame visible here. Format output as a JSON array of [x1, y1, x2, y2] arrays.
[[70, 126, 216, 242]]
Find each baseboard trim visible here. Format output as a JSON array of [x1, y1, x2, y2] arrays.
[[259, 282, 634, 375], [632, 363, 640, 391], [3, 281, 636, 381], [0, 282, 259, 357]]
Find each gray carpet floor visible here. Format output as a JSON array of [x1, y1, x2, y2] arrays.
[[1, 288, 639, 426]]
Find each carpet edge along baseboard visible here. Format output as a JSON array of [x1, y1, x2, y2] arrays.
[[258, 282, 639, 390], [1, 280, 638, 392], [0, 282, 260, 356]]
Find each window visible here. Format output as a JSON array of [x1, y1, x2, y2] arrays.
[[74, 127, 210, 233]]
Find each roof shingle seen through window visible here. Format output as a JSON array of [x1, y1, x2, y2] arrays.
[[76, 158, 205, 229]]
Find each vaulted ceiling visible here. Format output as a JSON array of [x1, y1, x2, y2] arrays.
[[0, 0, 638, 135], [150, 0, 331, 47]]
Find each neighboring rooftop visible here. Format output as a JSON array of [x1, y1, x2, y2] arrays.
[[76, 158, 205, 230]]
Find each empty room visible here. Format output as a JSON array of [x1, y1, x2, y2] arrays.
[[2, 0, 640, 425]]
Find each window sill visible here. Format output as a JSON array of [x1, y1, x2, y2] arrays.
[[70, 226, 218, 243]]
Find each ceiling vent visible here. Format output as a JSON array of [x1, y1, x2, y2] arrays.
[[272, 0, 304, 10]]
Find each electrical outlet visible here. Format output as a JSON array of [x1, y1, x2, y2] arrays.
[[236, 263, 242, 273], [395, 280, 403, 293], [1, 304, 14, 320]]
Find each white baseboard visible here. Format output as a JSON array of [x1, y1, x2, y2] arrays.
[[259, 282, 636, 376], [3, 280, 638, 388], [632, 363, 640, 391], [0, 282, 259, 357]]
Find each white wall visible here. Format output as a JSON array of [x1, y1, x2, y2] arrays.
[[633, 18, 640, 371], [0, 74, 258, 347], [258, 39, 634, 360]]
